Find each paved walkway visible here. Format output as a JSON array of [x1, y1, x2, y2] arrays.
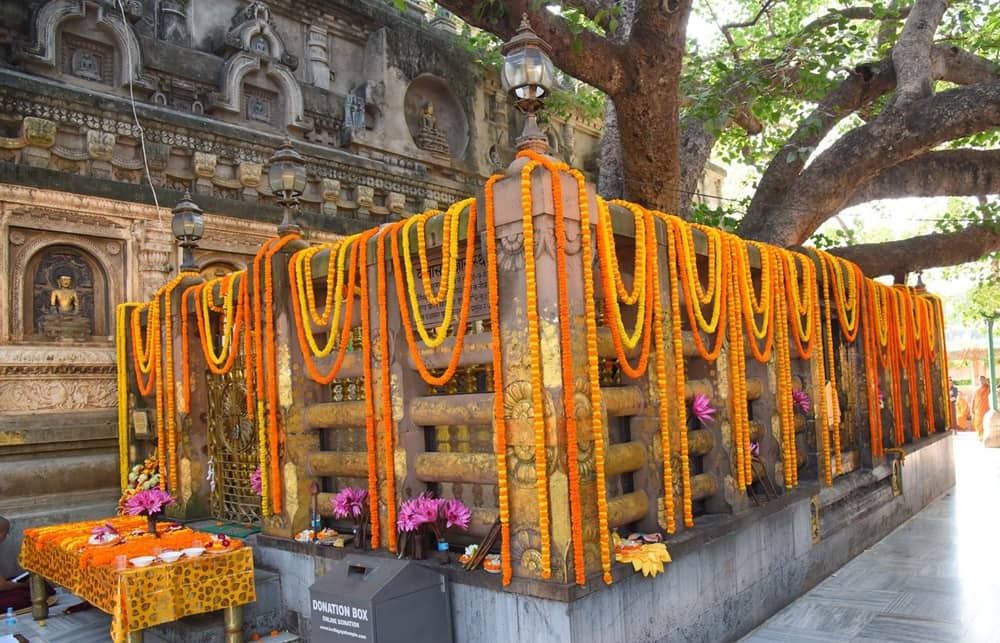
[[741, 432, 1000, 643]]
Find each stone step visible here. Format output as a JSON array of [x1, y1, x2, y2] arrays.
[[147, 567, 287, 643]]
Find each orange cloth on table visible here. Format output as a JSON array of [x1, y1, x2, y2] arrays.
[[955, 394, 971, 430], [973, 382, 991, 439], [18, 517, 255, 643]]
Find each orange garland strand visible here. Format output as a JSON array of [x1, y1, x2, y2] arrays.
[[483, 175, 514, 585]]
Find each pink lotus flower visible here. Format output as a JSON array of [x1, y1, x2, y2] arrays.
[[691, 394, 715, 426], [332, 487, 369, 520], [792, 389, 810, 414], [750, 440, 760, 456], [122, 488, 175, 516], [396, 493, 471, 539], [250, 467, 262, 496], [442, 498, 471, 530]]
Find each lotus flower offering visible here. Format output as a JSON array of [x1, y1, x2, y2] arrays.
[[88, 523, 120, 546], [205, 533, 233, 553]]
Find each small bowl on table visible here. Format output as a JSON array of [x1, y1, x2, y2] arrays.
[[129, 556, 155, 568], [182, 547, 205, 558], [158, 551, 182, 563]]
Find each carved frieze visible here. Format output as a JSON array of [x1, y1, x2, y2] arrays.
[[0, 378, 116, 411], [238, 161, 262, 188], [193, 151, 218, 178]]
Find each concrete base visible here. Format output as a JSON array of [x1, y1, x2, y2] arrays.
[[253, 433, 954, 643]]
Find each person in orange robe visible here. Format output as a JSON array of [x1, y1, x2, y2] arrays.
[[972, 376, 991, 440], [955, 393, 971, 430]]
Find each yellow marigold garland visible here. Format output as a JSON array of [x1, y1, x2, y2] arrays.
[[116, 303, 139, 491], [672, 222, 727, 361]]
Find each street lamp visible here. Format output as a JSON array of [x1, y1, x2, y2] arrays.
[[501, 14, 557, 153], [987, 309, 1000, 410], [171, 190, 204, 272], [267, 138, 307, 236]]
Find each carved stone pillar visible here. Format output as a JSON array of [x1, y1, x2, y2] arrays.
[[488, 157, 599, 583], [307, 26, 330, 91]]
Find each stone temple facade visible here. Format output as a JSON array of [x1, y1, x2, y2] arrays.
[[0, 0, 608, 576]]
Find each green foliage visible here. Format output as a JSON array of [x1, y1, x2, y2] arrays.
[[957, 279, 1000, 324]]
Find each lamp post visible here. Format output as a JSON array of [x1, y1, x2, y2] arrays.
[[500, 14, 557, 153], [267, 138, 307, 236], [987, 311, 1000, 410], [171, 190, 204, 272]]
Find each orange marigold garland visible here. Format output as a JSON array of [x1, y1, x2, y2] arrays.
[[359, 227, 382, 549], [814, 251, 842, 477], [376, 226, 399, 552], [390, 204, 478, 387], [569, 168, 613, 584], [520, 159, 552, 578], [483, 175, 514, 585]]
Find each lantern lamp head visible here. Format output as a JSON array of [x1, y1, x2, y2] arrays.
[[267, 138, 306, 235], [501, 15, 556, 152], [171, 190, 204, 272]]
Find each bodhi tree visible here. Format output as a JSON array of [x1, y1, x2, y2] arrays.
[[431, 0, 1000, 278]]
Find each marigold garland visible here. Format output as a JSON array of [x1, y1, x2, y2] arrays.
[[116, 303, 139, 491], [814, 251, 842, 477], [391, 203, 478, 387], [359, 227, 382, 548], [601, 199, 654, 379], [517, 158, 552, 579], [569, 168, 613, 584], [376, 226, 398, 552], [483, 175, 514, 585], [673, 222, 728, 361]]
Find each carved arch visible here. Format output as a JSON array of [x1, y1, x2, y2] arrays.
[[210, 52, 307, 131], [12, 237, 121, 341], [21, 0, 145, 87]]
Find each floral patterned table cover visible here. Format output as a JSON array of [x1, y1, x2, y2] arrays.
[[19, 516, 256, 642]]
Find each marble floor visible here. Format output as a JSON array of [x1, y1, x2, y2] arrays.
[[741, 432, 1000, 643]]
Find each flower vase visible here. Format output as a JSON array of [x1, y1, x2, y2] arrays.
[[412, 533, 425, 560], [146, 514, 159, 537], [353, 521, 368, 550]]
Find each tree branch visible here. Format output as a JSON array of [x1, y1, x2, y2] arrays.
[[739, 80, 1000, 246], [829, 224, 1000, 278], [890, 0, 948, 107], [744, 59, 897, 223], [846, 150, 1000, 207], [561, 0, 618, 32], [796, 5, 910, 42], [434, 0, 627, 94]]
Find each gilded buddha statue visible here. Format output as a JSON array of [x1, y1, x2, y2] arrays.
[[39, 274, 91, 340]]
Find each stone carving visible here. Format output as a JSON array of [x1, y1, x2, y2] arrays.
[[193, 151, 218, 178], [307, 25, 331, 91], [0, 379, 116, 412], [388, 191, 406, 216], [38, 273, 92, 341], [23, 117, 56, 148], [70, 48, 103, 82], [415, 103, 450, 157], [158, 0, 190, 46], [238, 161, 262, 188], [20, 0, 147, 88], [86, 130, 115, 161], [343, 93, 366, 132]]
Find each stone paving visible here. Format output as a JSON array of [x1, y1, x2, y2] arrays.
[[8, 433, 993, 642], [741, 432, 999, 643]]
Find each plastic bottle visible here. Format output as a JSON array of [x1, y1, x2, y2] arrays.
[[3, 606, 16, 636]]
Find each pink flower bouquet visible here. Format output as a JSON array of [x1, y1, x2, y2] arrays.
[[397, 493, 471, 541], [122, 488, 175, 516], [331, 487, 369, 521]]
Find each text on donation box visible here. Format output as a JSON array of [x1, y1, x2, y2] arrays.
[[313, 598, 374, 641]]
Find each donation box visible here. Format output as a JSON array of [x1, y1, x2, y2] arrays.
[[309, 554, 453, 643]]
